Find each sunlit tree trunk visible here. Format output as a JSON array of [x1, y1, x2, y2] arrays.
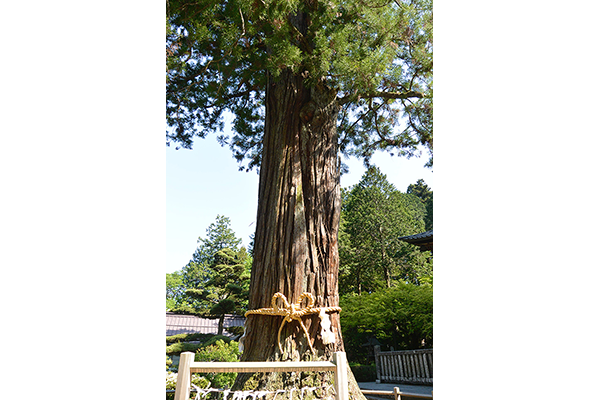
[[243, 69, 341, 360], [234, 70, 365, 399]]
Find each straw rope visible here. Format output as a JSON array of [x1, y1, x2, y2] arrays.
[[244, 293, 341, 354]]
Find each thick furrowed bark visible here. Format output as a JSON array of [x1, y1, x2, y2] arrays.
[[234, 71, 365, 400]]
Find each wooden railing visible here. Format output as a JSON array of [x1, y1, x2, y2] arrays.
[[362, 388, 432, 400], [174, 351, 349, 400], [374, 347, 433, 385]]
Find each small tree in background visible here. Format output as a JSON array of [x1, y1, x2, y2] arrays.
[[169, 215, 250, 316], [185, 247, 251, 334], [182, 215, 243, 289]]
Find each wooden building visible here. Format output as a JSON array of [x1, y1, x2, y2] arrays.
[[399, 229, 433, 253], [166, 312, 245, 337]]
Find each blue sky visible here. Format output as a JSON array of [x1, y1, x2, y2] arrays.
[[167, 130, 433, 274]]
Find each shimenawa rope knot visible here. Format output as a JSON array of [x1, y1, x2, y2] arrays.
[[244, 292, 341, 353]]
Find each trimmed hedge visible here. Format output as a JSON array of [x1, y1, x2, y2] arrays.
[[166, 332, 215, 344], [202, 335, 233, 347], [166, 333, 233, 355], [166, 342, 204, 355]]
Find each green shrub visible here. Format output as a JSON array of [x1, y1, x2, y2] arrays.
[[166, 332, 215, 344], [166, 335, 239, 395], [340, 284, 433, 362], [201, 335, 232, 347], [194, 339, 240, 389], [166, 335, 232, 356], [166, 342, 205, 355]]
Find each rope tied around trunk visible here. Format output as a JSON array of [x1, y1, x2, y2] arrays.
[[244, 292, 341, 354]]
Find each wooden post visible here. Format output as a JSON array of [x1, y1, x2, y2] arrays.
[[174, 352, 194, 400], [393, 386, 401, 400], [374, 345, 381, 383], [333, 352, 349, 400]]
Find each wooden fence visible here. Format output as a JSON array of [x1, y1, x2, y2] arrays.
[[374, 347, 433, 385], [361, 388, 432, 400], [169, 388, 432, 400], [174, 351, 349, 400]]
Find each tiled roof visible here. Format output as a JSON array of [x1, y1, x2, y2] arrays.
[[399, 230, 433, 243], [166, 312, 245, 336]]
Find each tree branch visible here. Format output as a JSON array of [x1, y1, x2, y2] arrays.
[[200, 86, 259, 109], [339, 90, 424, 105]]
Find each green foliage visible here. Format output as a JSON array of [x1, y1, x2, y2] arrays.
[[166, 270, 187, 311], [169, 215, 251, 318], [183, 247, 251, 333], [407, 179, 433, 231], [194, 339, 241, 389], [425, 195, 433, 231], [195, 339, 240, 362], [182, 215, 243, 289], [339, 167, 429, 293], [166, 339, 238, 396], [407, 247, 433, 285], [340, 284, 433, 361], [202, 335, 234, 348], [167, 0, 433, 170], [206, 247, 250, 312], [165, 339, 240, 392], [166, 335, 233, 355], [166, 332, 216, 345], [166, 341, 206, 356], [193, 216, 243, 268]]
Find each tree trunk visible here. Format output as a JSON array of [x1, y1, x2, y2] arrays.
[[382, 243, 391, 288], [233, 70, 365, 399], [218, 314, 224, 336], [377, 225, 391, 288]]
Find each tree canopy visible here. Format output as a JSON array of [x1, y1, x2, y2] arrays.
[[407, 178, 433, 230], [192, 215, 243, 267], [182, 215, 243, 289], [166, 270, 186, 311], [166, 0, 433, 170], [339, 168, 432, 293]]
